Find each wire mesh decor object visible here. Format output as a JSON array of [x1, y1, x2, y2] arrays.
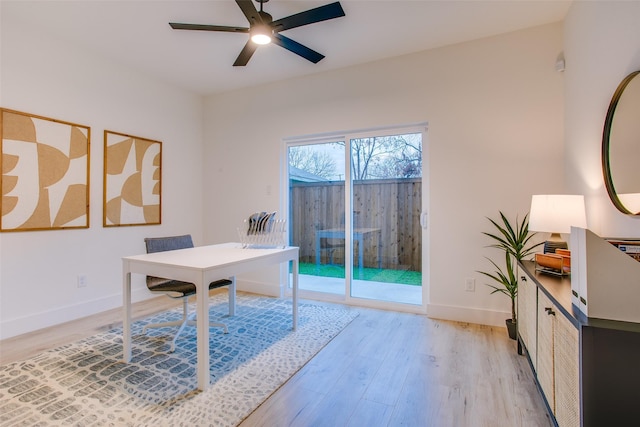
[[237, 211, 287, 248]]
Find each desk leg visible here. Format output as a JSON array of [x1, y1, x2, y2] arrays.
[[122, 270, 132, 362], [292, 259, 298, 331], [196, 277, 210, 391], [229, 276, 236, 316]]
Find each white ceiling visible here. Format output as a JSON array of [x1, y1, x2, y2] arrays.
[[2, 0, 571, 95]]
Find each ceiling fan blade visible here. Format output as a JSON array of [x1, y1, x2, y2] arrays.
[[233, 40, 259, 66], [272, 33, 324, 64], [271, 2, 345, 32], [235, 0, 263, 25], [169, 22, 249, 33]]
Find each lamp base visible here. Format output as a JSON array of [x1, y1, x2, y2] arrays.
[[544, 238, 568, 254]]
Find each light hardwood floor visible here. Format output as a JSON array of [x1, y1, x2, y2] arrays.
[[0, 293, 181, 365], [0, 293, 552, 427]]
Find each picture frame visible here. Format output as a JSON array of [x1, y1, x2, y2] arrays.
[[103, 130, 161, 227], [1, 108, 90, 232]]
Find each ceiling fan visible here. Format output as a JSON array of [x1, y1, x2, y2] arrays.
[[169, 0, 346, 66]]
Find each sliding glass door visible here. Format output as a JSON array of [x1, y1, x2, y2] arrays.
[[348, 133, 423, 304], [286, 125, 426, 310], [288, 141, 346, 297]]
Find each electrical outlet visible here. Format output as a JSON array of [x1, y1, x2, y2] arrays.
[[465, 278, 475, 292], [77, 275, 88, 288]]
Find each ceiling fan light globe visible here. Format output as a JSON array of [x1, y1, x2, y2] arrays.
[[251, 33, 272, 45], [250, 23, 272, 45]]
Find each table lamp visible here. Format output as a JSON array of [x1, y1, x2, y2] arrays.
[[529, 195, 587, 253]]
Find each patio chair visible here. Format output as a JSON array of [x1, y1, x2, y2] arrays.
[[320, 238, 343, 265], [142, 235, 232, 352], [315, 222, 344, 265]]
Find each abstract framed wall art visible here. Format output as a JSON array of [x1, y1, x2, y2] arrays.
[[103, 130, 161, 227], [1, 109, 90, 232]]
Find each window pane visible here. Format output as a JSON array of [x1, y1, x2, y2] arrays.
[[350, 133, 422, 305], [289, 142, 346, 295]]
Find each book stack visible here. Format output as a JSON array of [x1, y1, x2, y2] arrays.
[[606, 239, 640, 262]]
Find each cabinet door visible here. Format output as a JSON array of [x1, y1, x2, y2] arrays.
[[554, 313, 580, 427], [518, 271, 537, 369], [537, 291, 555, 413]]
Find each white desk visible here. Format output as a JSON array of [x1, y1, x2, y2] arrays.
[[122, 242, 299, 391]]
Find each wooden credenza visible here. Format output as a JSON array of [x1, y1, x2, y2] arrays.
[[518, 260, 640, 427]]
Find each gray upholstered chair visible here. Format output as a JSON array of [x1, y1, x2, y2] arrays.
[[143, 235, 232, 352]]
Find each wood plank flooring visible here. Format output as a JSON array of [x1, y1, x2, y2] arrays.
[[0, 294, 180, 365], [239, 305, 552, 427], [0, 293, 552, 427]]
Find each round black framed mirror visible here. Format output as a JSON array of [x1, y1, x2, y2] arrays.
[[602, 70, 640, 216]]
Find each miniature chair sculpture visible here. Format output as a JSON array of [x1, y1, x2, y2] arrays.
[[143, 235, 232, 352]]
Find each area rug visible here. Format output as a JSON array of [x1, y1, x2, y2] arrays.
[[0, 294, 358, 426]]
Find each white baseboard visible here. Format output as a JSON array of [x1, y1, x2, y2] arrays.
[[239, 281, 509, 328], [0, 286, 152, 340], [1, 279, 282, 340], [426, 303, 510, 328], [2, 285, 508, 340]]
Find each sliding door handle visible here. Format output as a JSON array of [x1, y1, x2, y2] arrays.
[[420, 212, 428, 229]]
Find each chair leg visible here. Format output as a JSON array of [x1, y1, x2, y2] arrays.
[[143, 297, 190, 333], [169, 316, 191, 353], [187, 318, 229, 334], [210, 321, 229, 334], [143, 319, 185, 332], [145, 297, 229, 352], [144, 298, 190, 353]]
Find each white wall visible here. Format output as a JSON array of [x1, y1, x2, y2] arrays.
[[564, 1, 640, 238], [0, 15, 205, 339], [203, 23, 566, 326], [3, 12, 595, 337], [3, 2, 636, 338]]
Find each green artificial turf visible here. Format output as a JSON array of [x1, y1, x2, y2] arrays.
[[298, 262, 422, 286]]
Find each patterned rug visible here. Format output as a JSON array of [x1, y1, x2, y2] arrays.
[[0, 294, 358, 426]]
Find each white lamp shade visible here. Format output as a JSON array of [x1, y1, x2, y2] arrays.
[[529, 194, 587, 234]]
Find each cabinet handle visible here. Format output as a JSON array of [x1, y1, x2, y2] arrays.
[[520, 276, 527, 281], [545, 307, 556, 316]]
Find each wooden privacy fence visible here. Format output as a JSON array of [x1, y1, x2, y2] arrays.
[[289, 178, 422, 271]]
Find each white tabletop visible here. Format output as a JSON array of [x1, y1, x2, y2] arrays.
[[124, 242, 297, 269], [122, 242, 299, 391]]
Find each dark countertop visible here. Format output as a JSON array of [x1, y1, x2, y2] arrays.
[[520, 260, 640, 332]]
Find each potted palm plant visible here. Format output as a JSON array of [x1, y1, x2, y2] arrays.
[[479, 252, 519, 339], [478, 212, 541, 339]]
